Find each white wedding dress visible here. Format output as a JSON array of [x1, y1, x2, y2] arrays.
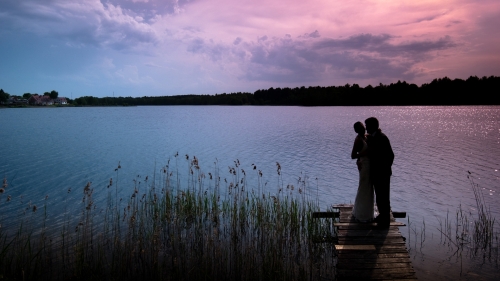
[[352, 141, 374, 222]]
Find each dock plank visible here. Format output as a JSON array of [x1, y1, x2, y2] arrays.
[[333, 204, 416, 280]]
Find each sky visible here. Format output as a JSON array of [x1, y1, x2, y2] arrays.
[[1, 0, 499, 98]]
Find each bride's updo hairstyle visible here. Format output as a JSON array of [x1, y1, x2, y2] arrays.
[[354, 121, 365, 135]]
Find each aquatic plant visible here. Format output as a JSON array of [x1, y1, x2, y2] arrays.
[[0, 157, 336, 281], [437, 172, 499, 261]]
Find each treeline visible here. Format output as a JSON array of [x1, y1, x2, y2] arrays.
[[0, 90, 60, 103], [73, 76, 499, 106], [3, 75, 499, 106]]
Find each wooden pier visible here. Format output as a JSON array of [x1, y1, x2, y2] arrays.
[[331, 204, 417, 280]]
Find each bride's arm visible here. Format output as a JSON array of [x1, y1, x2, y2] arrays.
[[351, 136, 363, 159]]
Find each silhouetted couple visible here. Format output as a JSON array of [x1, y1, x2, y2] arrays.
[[351, 117, 394, 227]]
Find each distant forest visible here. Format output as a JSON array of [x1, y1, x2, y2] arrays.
[[2, 76, 499, 106]]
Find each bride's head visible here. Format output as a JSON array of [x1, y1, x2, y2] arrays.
[[354, 121, 365, 136]]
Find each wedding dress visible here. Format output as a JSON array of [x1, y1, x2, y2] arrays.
[[352, 140, 374, 222]]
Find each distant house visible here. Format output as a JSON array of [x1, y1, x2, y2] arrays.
[[54, 97, 68, 105], [28, 95, 62, 106], [43, 96, 54, 105], [6, 97, 28, 105], [28, 95, 43, 105]]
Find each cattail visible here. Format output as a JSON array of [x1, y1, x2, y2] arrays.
[[32, 205, 37, 212], [118, 161, 121, 169], [2, 178, 6, 188]]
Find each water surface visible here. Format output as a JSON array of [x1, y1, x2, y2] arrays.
[[1, 106, 499, 280]]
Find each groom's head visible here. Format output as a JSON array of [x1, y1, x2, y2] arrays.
[[365, 117, 379, 134]]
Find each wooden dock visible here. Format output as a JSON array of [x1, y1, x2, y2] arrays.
[[331, 204, 417, 280]]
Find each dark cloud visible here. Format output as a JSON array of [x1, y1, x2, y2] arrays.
[[211, 32, 459, 83], [299, 30, 320, 38], [258, 35, 268, 42], [381, 36, 456, 56], [106, 0, 197, 21], [187, 38, 229, 62], [233, 37, 242, 45], [315, 34, 393, 50]]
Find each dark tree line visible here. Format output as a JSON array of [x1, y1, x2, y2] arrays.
[[72, 76, 499, 106], [3, 75, 499, 106]]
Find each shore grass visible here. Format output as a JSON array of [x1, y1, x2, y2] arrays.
[[0, 157, 336, 281]]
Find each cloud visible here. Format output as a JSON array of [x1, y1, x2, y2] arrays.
[[0, 0, 159, 50], [0, 0, 498, 96], [185, 32, 457, 84], [396, 11, 448, 26], [188, 38, 230, 62], [299, 30, 320, 38], [233, 37, 242, 45]]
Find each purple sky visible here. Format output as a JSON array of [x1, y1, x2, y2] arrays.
[[1, 0, 499, 98]]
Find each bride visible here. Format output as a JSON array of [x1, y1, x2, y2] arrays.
[[350, 121, 374, 222]]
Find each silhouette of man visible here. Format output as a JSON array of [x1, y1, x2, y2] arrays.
[[365, 117, 394, 227]]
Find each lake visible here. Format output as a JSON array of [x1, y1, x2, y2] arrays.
[[1, 105, 499, 280]]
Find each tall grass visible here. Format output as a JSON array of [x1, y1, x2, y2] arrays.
[[0, 156, 336, 280], [437, 171, 499, 261]]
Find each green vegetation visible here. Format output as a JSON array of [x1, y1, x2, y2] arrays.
[[0, 157, 336, 281]]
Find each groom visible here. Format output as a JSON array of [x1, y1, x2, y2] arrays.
[[365, 117, 394, 227]]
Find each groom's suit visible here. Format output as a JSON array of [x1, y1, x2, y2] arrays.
[[367, 129, 394, 224]]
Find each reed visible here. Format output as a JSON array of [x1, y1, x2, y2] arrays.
[[437, 171, 499, 260], [0, 157, 336, 281]]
